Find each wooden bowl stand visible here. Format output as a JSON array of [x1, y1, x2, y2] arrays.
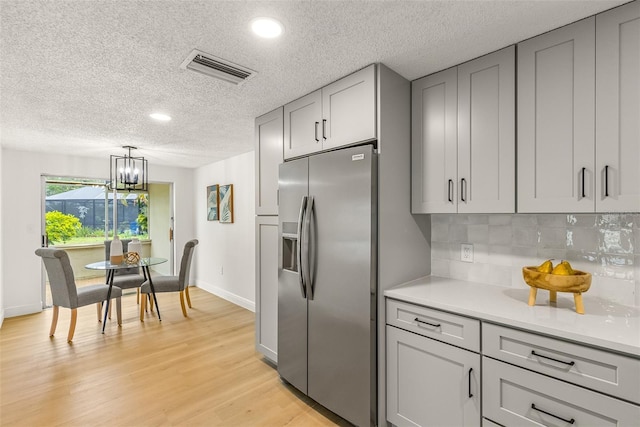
[[528, 287, 585, 314]]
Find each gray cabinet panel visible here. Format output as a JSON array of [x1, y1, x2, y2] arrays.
[[322, 64, 376, 150], [255, 108, 283, 215], [255, 216, 278, 362], [517, 18, 596, 212], [284, 90, 322, 159], [458, 46, 515, 213], [411, 67, 458, 214], [596, 1, 640, 212], [483, 357, 640, 426], [387, 325, 481, 427]]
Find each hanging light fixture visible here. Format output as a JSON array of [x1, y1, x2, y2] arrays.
[[109, 146, 148, 192]]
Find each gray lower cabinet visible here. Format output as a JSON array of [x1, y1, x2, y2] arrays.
[[386, 304, 481, 427], [255, 216, 278, 363], [483, 357, 640, 426]]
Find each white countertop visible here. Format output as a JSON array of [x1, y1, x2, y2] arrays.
[[384, 276, 640, 358]]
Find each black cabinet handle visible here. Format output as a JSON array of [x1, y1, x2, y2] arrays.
[[314, 122, 319, 142], [448, 179, 453, 203], [414, 317, 441, 328], [460, 178, 466, 202], [605, 165, 609, 197], [468, 368, 473, 398], [531, 404, 575, 424], [322, 119, 327, 140], [531, 350, 575, 366], [581, 167, 586, 198]]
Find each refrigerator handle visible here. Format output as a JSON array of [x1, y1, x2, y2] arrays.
[[297, 196, 308, 299], [304, 196, 315, 300]]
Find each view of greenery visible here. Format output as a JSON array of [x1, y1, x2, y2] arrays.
[[45, 211, 82, 243]]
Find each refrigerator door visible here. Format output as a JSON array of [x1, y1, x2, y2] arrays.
[[277, 157, 309, 394], [307, 144, 377, 427]]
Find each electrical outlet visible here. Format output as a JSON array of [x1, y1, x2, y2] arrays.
[[461, 244, 474, 263]]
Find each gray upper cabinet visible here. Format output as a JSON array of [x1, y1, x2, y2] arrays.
[[284, 65, 376, 160], [595, 1, 640, 212], [255, 107, 284, 215], [518, 17, 596, 213], [411, 67, 458, 214], [457, 46, 515, 213], [518, 4, 639, 214], [283, 90, 322, 159], [412, 46, 515, 214]]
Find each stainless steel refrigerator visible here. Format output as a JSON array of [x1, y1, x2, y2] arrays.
[[278, 144, 377, 427]]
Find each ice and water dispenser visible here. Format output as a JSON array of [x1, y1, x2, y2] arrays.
[[281, 222, 298, 272]]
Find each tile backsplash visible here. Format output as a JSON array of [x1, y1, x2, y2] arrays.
[[431, 214, 640, 306]]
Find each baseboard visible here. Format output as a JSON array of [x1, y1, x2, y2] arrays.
[[193, 280, 255, 312], [0, 308, 4, 329], [4, 302, 43, 318]]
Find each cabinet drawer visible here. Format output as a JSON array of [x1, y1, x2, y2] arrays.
[[483, 357, 640, 426], [483, 323, 640, 404], [386, 299, 480, 352]]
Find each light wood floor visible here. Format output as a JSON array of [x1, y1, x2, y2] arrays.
[[0, 288, 347, 426]]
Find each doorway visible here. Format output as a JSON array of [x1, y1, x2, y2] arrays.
[[41, 176, 174, 308]]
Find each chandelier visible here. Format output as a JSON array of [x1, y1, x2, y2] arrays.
[[109, 146, 148, 191]]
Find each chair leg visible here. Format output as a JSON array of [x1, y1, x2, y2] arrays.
[[149, 294, 154, 312], [67, 308, 78, 342], [179, 291, 188, 317], [50, 306, 59, 337], [96, 303, 102, 322], [108, 302, 112, 320], [140, 294, 146, 322], [185, 286, 192, 308], [116, 297, 122, 326], [136, 288, 140, 305]]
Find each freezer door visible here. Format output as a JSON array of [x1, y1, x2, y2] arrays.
[[307, 144, 377, 427], [277, 157, 309, 394]]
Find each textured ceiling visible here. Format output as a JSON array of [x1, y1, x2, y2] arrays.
[[0, 0, 627, 168]]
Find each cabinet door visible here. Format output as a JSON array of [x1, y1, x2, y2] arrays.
[[596, 1, 640, 212], [411, 67, 458, 214], [321, 64, 376, 151], [255, 216, 279, 363], [255, 107, 283, 215], [517, 18, 595, 213], [284, 90, 322, 160], [458, 46, 515, 213], [387, 325, 481, 427]]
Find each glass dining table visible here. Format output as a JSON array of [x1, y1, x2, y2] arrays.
[[85, 257, 167, 332]]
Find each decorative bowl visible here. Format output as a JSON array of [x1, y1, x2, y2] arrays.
[[124, 251, 141, 265], [522, 267, 592, 293]]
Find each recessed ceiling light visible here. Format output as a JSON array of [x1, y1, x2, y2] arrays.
[[251, 17, 283, 39], [149, 113, 171, 122]]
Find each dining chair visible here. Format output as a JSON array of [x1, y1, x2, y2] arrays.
[[105, 239, 146, 304], [140, 239, 198, 320], [35, 248, 123, 342]]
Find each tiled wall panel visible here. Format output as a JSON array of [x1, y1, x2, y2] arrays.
[[431, 214, 640, 306]]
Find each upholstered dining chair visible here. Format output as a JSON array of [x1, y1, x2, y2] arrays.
[[104, 239, 146, 303], [140, 239, 198, 320], [35, 248, 123, 342]]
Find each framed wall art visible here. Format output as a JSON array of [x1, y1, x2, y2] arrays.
[[207, 184, 219, 221], [219, 184, 234, 223]]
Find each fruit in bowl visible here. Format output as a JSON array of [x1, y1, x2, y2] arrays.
[[523, 260, 591, 314]]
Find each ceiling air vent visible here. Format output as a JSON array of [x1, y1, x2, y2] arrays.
[[180, 49, 256, 85]]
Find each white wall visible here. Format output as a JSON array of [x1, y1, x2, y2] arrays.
[[193, 151, 256, 311], [0, 148, 195, 318]]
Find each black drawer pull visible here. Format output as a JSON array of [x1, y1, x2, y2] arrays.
[[414, 317, 441, 328], [531, 403, 575, 424], [531, 350, 575, 366], [468, 367, 473, 398], [581, 167, 586, 198], [604, 165, 610, 197]]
